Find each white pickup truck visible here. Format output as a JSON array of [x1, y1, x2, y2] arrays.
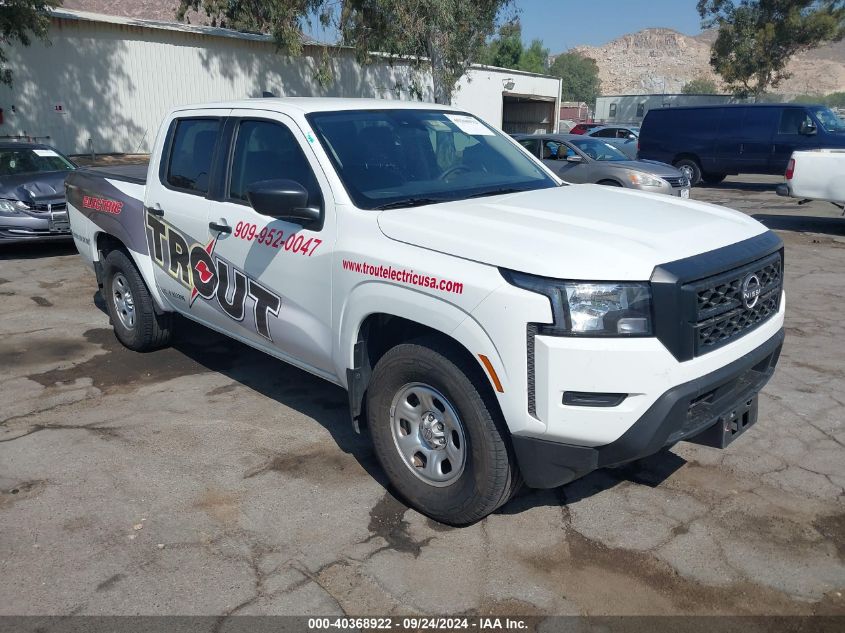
[[777, 148, 845, 209], [66, 99, 785, 525]]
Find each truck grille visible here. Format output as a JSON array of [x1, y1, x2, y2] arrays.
[[689, 252, 782, 355], [31, 202, 67, 212], [664, 176, 690, 188]]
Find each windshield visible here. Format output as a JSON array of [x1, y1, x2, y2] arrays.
[[811, 107, 845, 133], [306, 109, 557, 209], [568, 137, 629, 161], [0, 148, 75, 176]]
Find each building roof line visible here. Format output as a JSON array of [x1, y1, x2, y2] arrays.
[[48, 8, 562, 82], [50, 7, 327, 46]]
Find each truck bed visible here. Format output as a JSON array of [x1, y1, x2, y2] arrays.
[[778, 149, 845, 205], [83, 164, 148, 184]]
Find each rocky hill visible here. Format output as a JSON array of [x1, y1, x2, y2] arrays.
[[568, 28, 845, 97]]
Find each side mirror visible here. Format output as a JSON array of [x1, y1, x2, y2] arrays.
[[246, 179, 322, 225], [627, 133, 637, 140], [800, 121, 817, 136], [566, 154, 583, 164]]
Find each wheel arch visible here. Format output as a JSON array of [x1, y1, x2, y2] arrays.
[[672, 152, 702, 168], [93, 230, 169, 313], [341, 302, 507, 434]]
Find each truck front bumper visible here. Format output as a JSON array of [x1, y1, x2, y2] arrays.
[[512, 328, 783, 489]]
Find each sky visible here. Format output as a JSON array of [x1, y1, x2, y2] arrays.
[[517, 0, 703, 51], [303, 0, 705, 51]]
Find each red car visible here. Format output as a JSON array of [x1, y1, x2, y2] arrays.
[[568, 123, 601, 135]]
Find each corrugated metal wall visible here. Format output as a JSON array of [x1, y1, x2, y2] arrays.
[[3, 18, 436, 154], [2, 16, 559, 154]]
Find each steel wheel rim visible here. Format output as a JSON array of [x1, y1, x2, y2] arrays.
[[679, 164, 695, 181], [111, 273, 136, 330], [389, 382, 467, 487]]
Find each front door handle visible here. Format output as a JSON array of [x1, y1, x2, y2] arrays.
[[209, 221, 232, 234], [146, 206, 164, 217]]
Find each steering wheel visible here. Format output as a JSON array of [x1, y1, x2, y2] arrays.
[[438, 164, 472, 181]]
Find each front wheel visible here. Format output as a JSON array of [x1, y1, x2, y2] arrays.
[[103, 249, 173, 351], [367, 338, 520, 525], [674, 158, 702, 186]]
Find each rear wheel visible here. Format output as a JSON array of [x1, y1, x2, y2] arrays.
[[103, 249, 173, 351], [674, 158, 702, 186], [702, 172, 727, 185], [367, 337, 520, 525]]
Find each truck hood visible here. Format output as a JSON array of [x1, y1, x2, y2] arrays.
[[376, 185, 767, 280]]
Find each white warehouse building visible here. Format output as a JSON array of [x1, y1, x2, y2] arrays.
[[594, 93, 748, 124], [3, 9, 561, 155]]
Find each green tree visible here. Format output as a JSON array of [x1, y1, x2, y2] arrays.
[[479, 20, 549, 73], [478, 19, 522, 68], [180, 0, 513, 104], [548, 52, 600, 105], [178, 0, 330, 55], [698, 0, 845, 98], [340, 0, 513, 104], [682, 77, 719, 94], [517, 38, 549, 73], [824, 91, 845, 106], [791, 92, 826, 103], [0, 0, 62, 86]]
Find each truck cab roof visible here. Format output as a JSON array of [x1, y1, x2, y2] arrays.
[[170, 97, 463, 116]]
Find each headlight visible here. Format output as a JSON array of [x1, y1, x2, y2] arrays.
[[0, 199, 30, 215], [502, 270, 653, 336], [628, 172, 665, 187]]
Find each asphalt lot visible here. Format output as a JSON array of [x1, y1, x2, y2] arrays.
[[1, 175, 843, 618]]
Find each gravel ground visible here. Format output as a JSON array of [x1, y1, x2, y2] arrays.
[[0, 175, 842, 619]]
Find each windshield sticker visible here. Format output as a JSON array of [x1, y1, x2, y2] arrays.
[[444, 114, 495, 136], [33, 149, 60, 157]]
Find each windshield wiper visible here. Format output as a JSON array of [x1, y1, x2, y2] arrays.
[[465, 187, 525, 199], [373, 197, 446, 210]]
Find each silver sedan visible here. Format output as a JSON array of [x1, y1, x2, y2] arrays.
[[0, 142, 76, 244], [514, 133, 691, 197]]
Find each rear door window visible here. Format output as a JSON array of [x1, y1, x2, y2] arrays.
[[518, 138, 541, 156], [166, 118, 221, 194], [542, 140, 568, 159]]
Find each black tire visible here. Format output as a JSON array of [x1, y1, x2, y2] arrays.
[[674, 158, 702, 186], [597, 179, 623, 187], [702, 172, 727, 185], [366, 337, 521, 525], [102, 249, 173, 351]]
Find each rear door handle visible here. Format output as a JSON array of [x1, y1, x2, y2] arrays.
[[209, 221, 232, 234], [146, 206, 164, 217]]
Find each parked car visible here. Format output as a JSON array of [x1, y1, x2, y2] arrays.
[[0, 142, 77, 244], [588, 125, 640, 140], [568, 122, 601, 135], [514, 133, 690, 197], [639, 103, 845, 185], [602, 137, 639, 159], [776, 149, 845, 208], [67, 99, 784, 525]]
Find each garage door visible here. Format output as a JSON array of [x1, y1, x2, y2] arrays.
[[502, 95, 557, 134]]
